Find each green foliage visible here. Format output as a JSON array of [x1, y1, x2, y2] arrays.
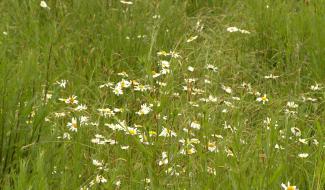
[[0, 0, 325, 189]]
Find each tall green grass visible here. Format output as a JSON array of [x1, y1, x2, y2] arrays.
[[0, 0, 324, 189]]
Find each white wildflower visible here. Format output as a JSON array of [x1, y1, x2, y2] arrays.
[[187, 66, 194, 72], [190, 121, 201, 130], [136, 104, 152, 115], [159, 127, 177, 137], [281, 182, 298, 190], [256, 94, 268, 104], [56, 80, 68, 88], [120, 0, 133, 5], [40, 1, 50, 9], [298, 153, 309, 158], [67, 117, 78, 132], [264, 74, 279, 79], [291, 127, 301, 137]]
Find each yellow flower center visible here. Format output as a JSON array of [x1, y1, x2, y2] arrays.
[[129, 129, 136, 135], [158, 51, 168, 56], [121, 82, 126, 88], [187, 149, 194, 155], [149, 131, 157, 136], [72, 123, 78, 129], [262, 96, 267, 101], [68, 97, 75, 104], [287, 186, 295, 190], [208, 142, 215, 148]]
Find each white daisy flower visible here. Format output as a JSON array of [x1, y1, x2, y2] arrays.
[[40, 1, 50, 9], [287, 101, 298, 109], [310, 83, 322, 91], [113, 85, 123, 96], [227, 27, 239, 33], [136, 103, 152, 115], [281, 182, 298, 190], [221, 85, 232, 94], [60, 95, 78, 105], [264, 74, 279, 79], [158, 152, 168, 166], [187, 66, 195, 72], [75, 104, 87, 111], [120, 0, 133, 5], [95, 175, 107, 184], [127, 127, 138, 135], [92, 159, 104, 167], [159, 127, 177, 137], [56, 80, 67, 88], [256, 94, 268, 104], [298, 153, 309, 158], [206, 64, 218, 72], [190, 121, 201, 130], [207, 142, 218, 152], [98, 108, 115, 118], [67, 117, 78, 132], [291, 127, 301, 137], [160, 60, 170, 68]]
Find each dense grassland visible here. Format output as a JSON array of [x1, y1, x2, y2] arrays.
[[0, 0, 325, 189]]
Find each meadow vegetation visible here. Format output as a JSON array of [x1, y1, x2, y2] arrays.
[[0, 0, 324, 189]]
